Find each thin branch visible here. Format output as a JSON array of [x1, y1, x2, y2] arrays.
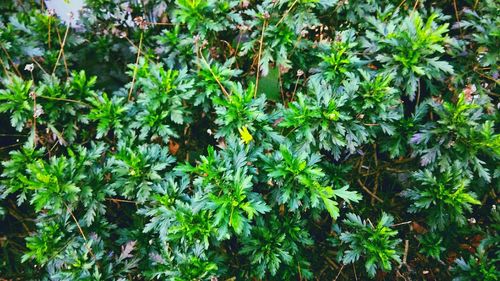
[[31, 57, 49, 76], [392, 220, 412, 227], [198, 47, 230, 97], [32, 88, 38, 146], [353, 264, 358, 281], [0, 56, 13, 80], [357, 179, 383, 203], [144, 21, 176, 26], [290, 75, 300, 103], [333, 264, 345, 281], [0, 133, 27, 137], [0, 43, 22, 77], [409, 0, 419, 18], [452, 0, 463, 37], [105, 198, 137, 204], [65, 203, 95, 259], [37, 95, 91, 107], [276, 0, 298, 26], [371, 144, 379, 206], [473, 69, 500, 85], [54, 24, 70, 78], [254, 19, 267, 97], [396, 0, 407, 11], [48, 16, 51, 49], [399, 239, 409, 269], [52, 22, 70, 75], [128, 32, 144, 101], [8, 200, 31, 234], [0, 143, 22, 151]]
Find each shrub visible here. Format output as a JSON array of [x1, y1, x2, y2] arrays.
[[0, 0, 498, 280]]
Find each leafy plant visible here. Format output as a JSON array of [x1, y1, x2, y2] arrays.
[[130, 60, 194, 141], [0, 1, 498, 280], [239, 214, 313, 279], [402, 165, 481, 230], [263, 144, 361, 218], [417, 232, 446, 260], [87, 92, 129, 139], [339, 212, 402, 278], [110, 142, 175, 203], [365, 12, 453, 98], [410, 92, 500, 181]]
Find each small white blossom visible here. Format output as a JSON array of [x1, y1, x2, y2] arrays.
[[33, 105, 44, 118], [24, 63, 34, 72]]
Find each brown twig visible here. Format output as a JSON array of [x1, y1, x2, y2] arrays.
[[128, 32, 144, 101], [276, 0, 298, 26], [398, 239, 410, 273], [324, 256, 340, 270], [47, 16, 51, 49], [198, 47, 231, 97], [0, 56, 13, 80], [357, 179, 383, 203], [37, 95, 91, 107], [333, 264, 345, 281], [290, 75, 301, 103], [32, 90, 38, 146], [31, 57, 49, 76], [371, 144, 379, 206], [452, 0, 463, 37], [353, 264, 358, 281], [54, 24, 70, 77], [52, 22, 70, 75], [473, 69, 500, 85], [144, 21, 176, 26], [0, 43, 22, 77], [410, 0, 419, 17], [0, 133, 27, 137], [392, 221, 412, 227], [396, 0, 407, 11], [254, 19, 267, 98], [105, 198, 137, 204], [0, 143, 22, 151], [8, 200, 31, 234], [65, 203, 95, 259]]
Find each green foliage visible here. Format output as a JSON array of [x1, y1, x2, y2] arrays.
[[0, 0, 498, 280], [130, 60, 194, 141], [402, 165, 481, 230], [411, 92, 499, 181], [263, 144, 361, 218], [22, 220, 65, 264], [366, 12, 453, 98], [110, 142, 175, 203], [339, 212, 402, 278], [452, 246, 499, 281], [0, 76, 33, 131], [417, 232, 446, 260], [87, 92, 129, 139], [180, 141, 270, 237], [239, 214, 313, 279]]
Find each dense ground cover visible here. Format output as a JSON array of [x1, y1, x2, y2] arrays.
[[0, 0, 498, 280]]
